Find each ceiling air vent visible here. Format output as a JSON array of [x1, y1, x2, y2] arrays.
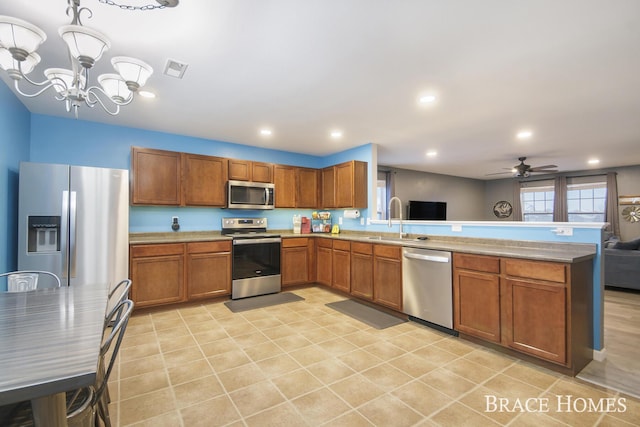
[[164, 59, 188, 79]]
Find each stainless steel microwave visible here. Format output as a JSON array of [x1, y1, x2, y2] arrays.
[[227, 180, 275, 209]]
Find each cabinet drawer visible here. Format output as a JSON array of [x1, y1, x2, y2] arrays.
[[503, 258, 567, 284], [374, 244, 401, 259], [131, 243, 184, 257], [351, 242, 373, 255], [282, 238, 309, 248], [317, 238, 333, 249], [453, 253, 500, 274], [187, 240, 231, 254], [333, 240, 351, 251]]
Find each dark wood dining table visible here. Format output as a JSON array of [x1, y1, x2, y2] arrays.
[[0, 284, 108, 427]]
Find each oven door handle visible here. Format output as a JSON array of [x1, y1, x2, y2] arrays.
[[233, 238, 282, 245]]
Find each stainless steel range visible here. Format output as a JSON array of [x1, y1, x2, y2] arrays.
[[222, 218, 281, 299]]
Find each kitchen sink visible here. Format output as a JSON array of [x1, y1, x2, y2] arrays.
[[367, 236, 408, 242]]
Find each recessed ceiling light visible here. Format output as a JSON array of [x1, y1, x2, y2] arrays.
[[330, 130, 343, 139], [259, 129, 272, 136], [138, 90, 156, 99], [418, 94, 437, 104], [588, 158, 600, 165], [426, 150, 437, 157], [516, 130, 533, 139]]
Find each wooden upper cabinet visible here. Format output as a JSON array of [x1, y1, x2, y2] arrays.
[[228, 159, 273, 183], [131, 147, 182, 205], [335, 160, 367, 208], [321, 166, 336, 208], [296, 167, 320, 208], [182, 153, 228, 206], [274, 165, 296, 208]]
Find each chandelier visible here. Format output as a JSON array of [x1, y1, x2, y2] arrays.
[[0, 0, 178, 118]]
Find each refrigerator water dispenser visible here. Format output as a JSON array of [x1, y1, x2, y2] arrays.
[[27, 216, 61, 253]]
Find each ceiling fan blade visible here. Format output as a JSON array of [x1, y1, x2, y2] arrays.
[[485, 171, 514, 176], [529, 165, 558, 171]]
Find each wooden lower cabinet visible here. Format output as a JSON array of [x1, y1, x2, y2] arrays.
[[186, 241, 232, 300], [503, 277, 566, 363], [453, 252, 592, 373], [351, 242, 373, 300], [454, 269, 501, 343], [130, 243, 185, 308], [130, 241, 232, 308], [332, 240, 351, 293], [316, 238, 332, 287], [373, 244, 402, 311], [281, 238, 315, 286]]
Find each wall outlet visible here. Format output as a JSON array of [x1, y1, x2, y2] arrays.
[[338, 217, 343, 225], [553, 227, 573, 236], [171, 216, 180, 231], [360, 217, 365, 225], [366, 217, 371, 225], [451, 224, 463, 232]]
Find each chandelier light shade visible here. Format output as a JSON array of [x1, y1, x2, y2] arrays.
[[59, 25, 111, 69], [111, 56, 153, 90], [98, 73, 132, 102], [0, 16, 47, 59], [0, 0, 173, 118], [44, 68, 86, 94], [0, 48, 41, 75]]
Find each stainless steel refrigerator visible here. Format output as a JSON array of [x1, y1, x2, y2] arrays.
[[18, 162, 129, 288]]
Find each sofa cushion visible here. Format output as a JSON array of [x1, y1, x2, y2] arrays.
[[612, 238, 640, 250]]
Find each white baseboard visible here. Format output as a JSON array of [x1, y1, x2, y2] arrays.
[[593, 347, 607, 362]]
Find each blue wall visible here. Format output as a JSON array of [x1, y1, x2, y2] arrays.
[[29, 115, 375, 232], [0, 83, 31, 276]]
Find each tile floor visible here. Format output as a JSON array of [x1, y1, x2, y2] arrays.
[[108, 286, 640, 426]]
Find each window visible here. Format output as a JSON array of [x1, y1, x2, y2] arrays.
[[567, 178, 607, 222], [521, 183, 555, 222]]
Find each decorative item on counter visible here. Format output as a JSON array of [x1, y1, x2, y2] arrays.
[[301, 217, 311, 234], [331, 224, 340, 234], [312, 211, 332, 233], [293, 215, 302, 234]]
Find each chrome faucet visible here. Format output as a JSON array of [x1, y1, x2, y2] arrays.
[[388, 196, 404, 238]]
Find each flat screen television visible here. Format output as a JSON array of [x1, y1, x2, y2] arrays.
[[407, 200, 447, 220]]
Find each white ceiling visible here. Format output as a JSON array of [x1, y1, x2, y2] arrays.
[[2, 0, 639, 179]]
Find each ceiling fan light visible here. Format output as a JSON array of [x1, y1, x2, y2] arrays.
[[59, 25, 111, 68], [0, 16, 47, 58], [111, 56, 153, 90], [0, 47, 40, 74], [44, 68, 85, 94], [98, 73, 131, 102]]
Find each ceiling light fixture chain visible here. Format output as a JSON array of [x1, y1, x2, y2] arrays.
[[0, 0, 172, 117], [97, 0, 179, 11]]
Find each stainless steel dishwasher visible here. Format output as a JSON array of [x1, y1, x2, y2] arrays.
[[402, 247, 454, 330]]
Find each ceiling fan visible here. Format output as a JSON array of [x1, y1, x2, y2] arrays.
[[487, 157, 558, 178]]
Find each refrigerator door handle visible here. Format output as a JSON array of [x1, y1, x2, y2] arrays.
[[69, 191, 78, 278], [61, 191, 69, 279]]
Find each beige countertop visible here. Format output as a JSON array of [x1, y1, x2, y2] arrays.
[[130, 230, 597, 263]]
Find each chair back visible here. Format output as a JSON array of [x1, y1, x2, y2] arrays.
[[0, 270, 62, 292], [95, 299, 134, 402], [105, 279, 132, 327]]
